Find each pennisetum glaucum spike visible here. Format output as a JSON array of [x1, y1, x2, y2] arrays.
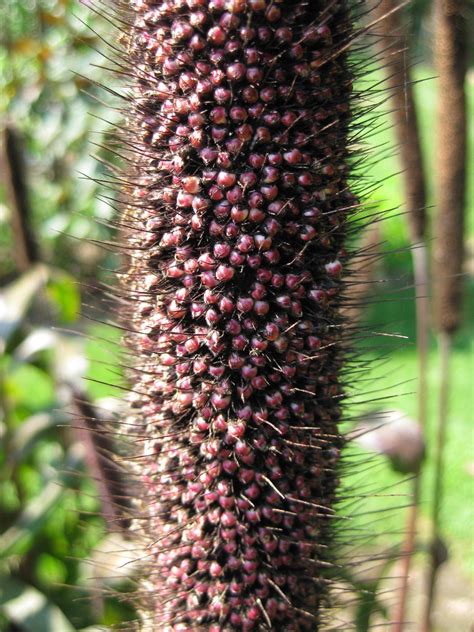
[[98, 0, 397, 629], [423, 0, 468, 630]]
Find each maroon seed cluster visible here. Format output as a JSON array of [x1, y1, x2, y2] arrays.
[[122, 0, 355, 629]]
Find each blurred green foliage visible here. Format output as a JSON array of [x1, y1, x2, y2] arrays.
[[0, 267, 135, 630], [0, 0, 118, 279], [0, 3, 135, 628]]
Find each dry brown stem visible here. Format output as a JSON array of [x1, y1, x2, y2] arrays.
[[424, 1, 468, 629], [432, 0, 467, 335], [371, 4, 429, 629], [372, 0, 426, 243], [1, 125, 40, 271]]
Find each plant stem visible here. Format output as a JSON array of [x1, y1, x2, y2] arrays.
[[422, 331, 451, 632], [372, 0, 429, 625], [413, 244, 429, 436], [391, 243, 429, 632], [372, 0, 426, 245], [372, 11, 429, 625], [424, 0, 468, 626], [1, 125, 39, 271]]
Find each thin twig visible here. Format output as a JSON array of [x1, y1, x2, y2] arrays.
[[422, 332, 451, 632], [391, 243, 429, 632]]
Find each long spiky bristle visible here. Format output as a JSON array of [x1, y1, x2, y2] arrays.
[[85, 0, 405, 630]]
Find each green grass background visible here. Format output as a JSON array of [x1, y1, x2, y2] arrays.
[[347, 65, 474, 577]]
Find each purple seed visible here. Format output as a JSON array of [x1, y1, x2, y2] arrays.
[[227, 62, 246, 82], [217, 171, 237, 188], [207, 26, 226, 45]]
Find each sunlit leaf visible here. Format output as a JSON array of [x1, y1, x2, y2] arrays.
[[86, 533, 141, 586], [36, 553, 68, 587], [0, 480, 20, 513], [46, 271, 81, 324], [0, 445, 84, 559], [51, 332, 88, 387], [13, 328, 88, 389], [0, 576, 75, 632], [0, 265, 49, 351], [14, 328, 58, 362], [5, 364, 55, 412], [9, 411, 63, 463]]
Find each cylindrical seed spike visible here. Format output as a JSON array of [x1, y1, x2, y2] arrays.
[[121, 1, 358, 629]]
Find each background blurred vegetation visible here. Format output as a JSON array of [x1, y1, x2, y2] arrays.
[[0, 1, 472, 631]]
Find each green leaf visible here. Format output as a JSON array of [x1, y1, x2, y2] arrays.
[[13, 329, 88, 388], [0, 265, 49, 351], [0, 480, 20, 513], [51, 332, 88, 387], [9, 411, 63, 463], [337, 552, 398, 632], [46, 272, 80, 324], [0, 576, 75, 632], [0, 445, 84, 558], [14, 328, 58, 363], [36, 553, 68, 587], [5, 364, 55, 412]]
